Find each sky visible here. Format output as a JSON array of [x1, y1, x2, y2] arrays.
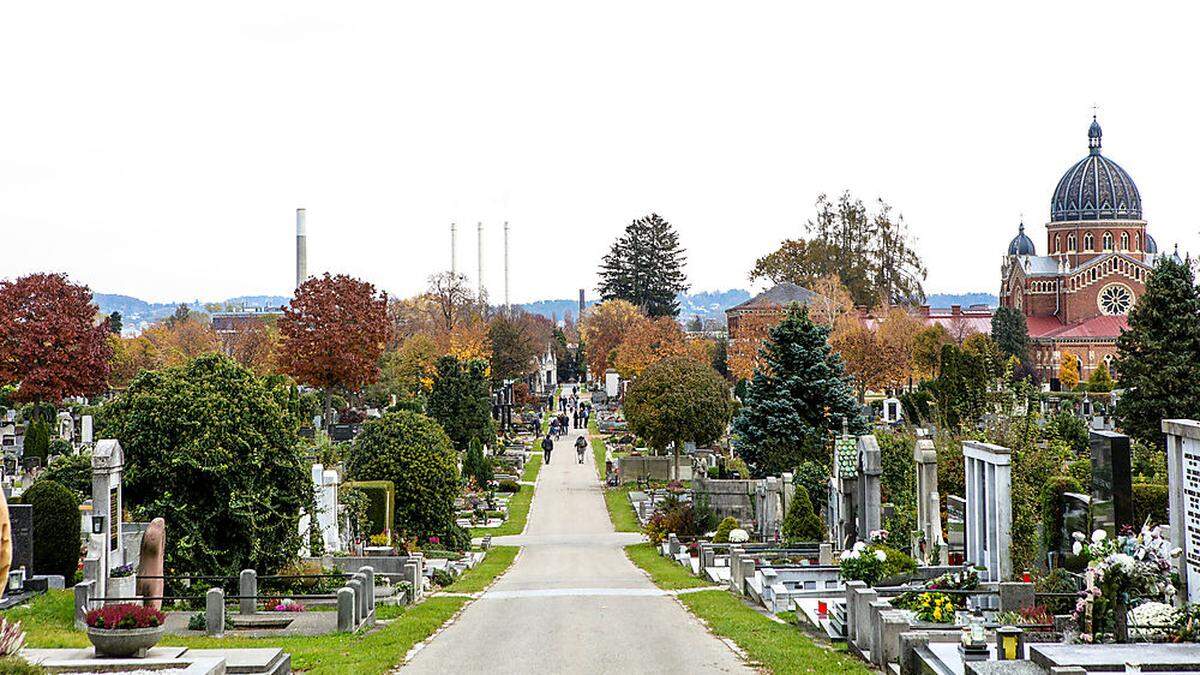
[[2, 2, 1198, 305]]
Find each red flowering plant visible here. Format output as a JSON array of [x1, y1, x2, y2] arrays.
[[85, 603, 166, 630]]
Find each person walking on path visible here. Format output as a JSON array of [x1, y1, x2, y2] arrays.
[[575, 434, 587, 464], [541, 433, 554, 464]]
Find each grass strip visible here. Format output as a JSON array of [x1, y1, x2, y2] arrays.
[[677, 590, 871, 674], [520, 453, 542, 483], [9, 590, 468, 675], [471, 482, 533, 537], [623, 542, 711, 590], [606, 484, 641, 533], [442, 546, 519, 594]]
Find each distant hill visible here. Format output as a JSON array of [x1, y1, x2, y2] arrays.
[[519, 289, 752, 324], [925, 292, 997, 308], [93, 293, 290, 333]]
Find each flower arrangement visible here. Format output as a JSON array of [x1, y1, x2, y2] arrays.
[[926, 568, 980, 608], [1128, 601, 1175, 641], [263, 598, 305, 613], [1071, 525, 1180, 643], [913, 592, 956, 624], [839, 542, 888, 586], [85, 603, 166, 630], [728, 528, 749, 544], [0, 619, 25, 656], [110, 563, 136, 578]]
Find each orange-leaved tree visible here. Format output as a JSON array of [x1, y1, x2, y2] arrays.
[[579, 299, 644, 379], [613, 315, 706, 379], [279, 273, 388, 429]]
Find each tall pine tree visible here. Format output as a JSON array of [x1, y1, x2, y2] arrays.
[[732, 304, 866, 476], [598, 213, 688, 317], [1114, 256, 1200, 447], [990, 306, 1029, 362]]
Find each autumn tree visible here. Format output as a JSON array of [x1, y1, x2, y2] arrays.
[[912, 324, 952, 380], [224, 322, 280, 376], [613, 315, 700, 379], [108, 335, 159, 389], [830, 317, 887, 400], [579, 299, 645, 379], [142, 315, 220, 366], [279, 273, 389, 429], [875, 307, 923, 390], [426, 271, 478, 333], [0, 273, 112, 403], [727, 312, 781, 381], [598, 213, 689, 317], [807, 275, 856, 329], [374, 333, 440, 402], [625, 357, 733, 478], [1059, 349, 1080, 390], [488, 311, 548, 384]]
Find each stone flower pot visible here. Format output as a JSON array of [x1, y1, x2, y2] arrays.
[[87, 625, 165, 658]]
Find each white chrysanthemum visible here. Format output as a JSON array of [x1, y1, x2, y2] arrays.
[[1092, 530, 1107, 544], [728, 528, 749, 543], [1072, 542, 1083, 556], [874, 550, 887, 562]]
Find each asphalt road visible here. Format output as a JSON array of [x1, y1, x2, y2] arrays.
[[400, 419, 751, 674]]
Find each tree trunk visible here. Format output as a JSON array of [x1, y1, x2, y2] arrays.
[[323, 389, 333, 435]]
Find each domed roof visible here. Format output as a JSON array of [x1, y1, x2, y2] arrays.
[[1145, 232, 1158, 254], [1050, 117, 1142, 222], [1007, 221, 1036, 255]]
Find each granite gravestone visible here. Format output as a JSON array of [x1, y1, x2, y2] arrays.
[[1090, 430, 1132, 537], [1060, 492, 1091, 561], [9, 504, 31, 579]]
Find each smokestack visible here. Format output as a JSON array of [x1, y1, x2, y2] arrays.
[[450, 223, 457, 275], [295, 208, 307, 289], [579, 288, 585, 317], [504, 221, 510, 311], [477, 221, 484, 299]]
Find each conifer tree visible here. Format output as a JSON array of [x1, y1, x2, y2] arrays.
[[1115, 257, 1200, 447], [782, 484, 826, 542], [462, 437, 493, 487], [991, 306, 1029, 362], [1087, 361, 1114, 393], [597, 213, 688, 317], [732, 305, 866, 476]]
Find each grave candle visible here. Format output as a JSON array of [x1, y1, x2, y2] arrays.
[[817, 600, 827, 616]]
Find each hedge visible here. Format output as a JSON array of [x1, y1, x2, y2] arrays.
[[1132, 483, 1168, 527], [22, 480, 81, 579]]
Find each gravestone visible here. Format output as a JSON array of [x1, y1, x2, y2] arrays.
[[882, 397, 902, 424], [1162, 419, 1200, 602], [329, 424, 356, 442], [56, 412, 73, 443], [914, 439, 945, 564], [312, 464, 340, 552], [80, 416, 93, 445], [831, 434, 858, 546], [855, 435, 882, 540], [85, 440, 126, 600], [1060, 492, 1091, 561], [9, 504, 31, 580], [963, 441, 1012, 583], [1089, 430, 1132, 537]]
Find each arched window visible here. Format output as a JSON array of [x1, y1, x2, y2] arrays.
[[1134, 233, 1141, 251], [1055, 234, 1061, 253], [1067, 233, 1077, 251], [1102, 232, 1114, 251], [1084, 232, 1095, 250], [1120, 232, 1129, 250]]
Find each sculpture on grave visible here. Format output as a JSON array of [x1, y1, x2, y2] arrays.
[[0, 489, 10, 595], [137, 518, 166, 610]]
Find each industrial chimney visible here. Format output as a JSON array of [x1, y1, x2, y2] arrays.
[[450, 222, 458, 275], [504, 221, 510, 311], [295, 208, 307, 289]]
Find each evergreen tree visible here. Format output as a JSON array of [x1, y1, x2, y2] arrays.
[[427, 356, 496, 451], [991, 306, 1028, 362], [928, 343, 989, 430], [108, 311, 123, 335], [731, 305, 866, 476], [23, 418, 49, 463], [782, 484, 826, 543], [1087, 361, 1114, 393], [462, 438, 493, 487], [1115, 257, 1200, 447], [597, 213, 688, 317]]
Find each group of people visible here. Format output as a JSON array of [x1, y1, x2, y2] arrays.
[[541, 385, 590, 465]]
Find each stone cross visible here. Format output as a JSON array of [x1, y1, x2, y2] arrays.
[[963, 440, 1012, 583], [855, 435, 882, 541]]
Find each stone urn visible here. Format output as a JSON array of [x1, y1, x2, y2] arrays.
[[87, 625, 165, 658]]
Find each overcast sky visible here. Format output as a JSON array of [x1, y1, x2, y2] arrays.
[[2, 3, 1196, 304]]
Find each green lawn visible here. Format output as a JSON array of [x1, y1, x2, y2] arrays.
[[605, 484, 641, 533], [471, 483, 534, 537], [7, 589, 467, 675], [520, 453, 542, 483], [442, 546, 519, 594], [624, 543, 711, 590], [678, 591, 871, 674]]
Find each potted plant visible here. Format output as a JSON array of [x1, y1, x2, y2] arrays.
[[85, 603, 166, 658]]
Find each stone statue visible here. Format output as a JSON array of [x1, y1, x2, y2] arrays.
[[0, 490, 10, 595], [137, 518, 166, 610]]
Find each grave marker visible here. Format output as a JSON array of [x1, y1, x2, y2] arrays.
[[1162, 419, 1200, 602], [963, 440, 1012, 582], [9, 504, 31, 581], [1090, 430, 1132, 537]]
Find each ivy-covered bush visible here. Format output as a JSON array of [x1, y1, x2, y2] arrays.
[[101, 354, 310, 576], [1132, 483, 1169, 527], [40, 452, 92, 500], [1045, 411, 1089, 454], [713, 516, 739, 543], [346, 410, 460, 544], [22, 480, 81, 579], [782, 485, 825, 543], [1040, 475, 1082, 556], [1035, 567, 1081, 614]]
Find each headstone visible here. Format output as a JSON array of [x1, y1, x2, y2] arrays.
[[604, 370, 620, 398], [1089, 430, 1132, 537], [914, 439, 943, 564], [1060, 493, 1090, 560], [1163, 419, 1200, 603], [832, 434, 859, 546], [855, 435, 882, 540], [9, 504, 31, 581], [86, 440, 126, 600], [56, 412, 73, 442], [80, 416, 94, 445], [312, 465, 340, 552], [882, 397, 902, 424], [963, 441, 1013, 583]]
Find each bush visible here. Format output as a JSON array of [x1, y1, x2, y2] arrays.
[[0, 657, 45, 675], [462, 438, 494, 488], [1035, 568, 1081, 615], [431, 568, 454, 588], [643, 495, 716, 545], [879, 545, 917, 580], [435, 523, 472, 552], [781, 485, 825, 543], [792, 460, 828, 514], [1045, 411, 1089, 454], [1132, 440, 1167, 483], [22, 419, 49, 463], [1066, 458, 1092, 492], [713, 516, 739, 543], [497, 480, 520, 493], [21, 480, 80, 579], [39, 452, 91, 500], [347, 411, 459, 541], [1040, 475, 1082, 556], [1132, 483, 1169, 527]]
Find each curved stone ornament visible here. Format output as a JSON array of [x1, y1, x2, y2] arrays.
[[137, 518, 166, 610], [0, 490, 11, 596]]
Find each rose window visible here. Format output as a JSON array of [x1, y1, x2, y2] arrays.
[[1098, 283, 1133, 315]]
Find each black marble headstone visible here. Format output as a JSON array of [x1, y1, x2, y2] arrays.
[[1060, 492, 1091, 554], [329, 424, 356, 442], [9, 504, 32, 579], [1090, 430, 1132, 535]]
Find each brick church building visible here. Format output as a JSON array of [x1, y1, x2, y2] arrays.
[[1000, 116, 1175, 382]]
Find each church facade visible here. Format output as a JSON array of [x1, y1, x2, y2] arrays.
[[999, 117, 1173, 382]]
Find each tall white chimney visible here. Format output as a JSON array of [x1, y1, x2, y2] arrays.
[[477, 221, 484, 299], [504, 221, 510, 310], [295, 208, 307, 289], [450, 222, 458, 275]]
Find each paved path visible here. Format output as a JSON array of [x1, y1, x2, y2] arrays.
[[402, 412, 751, 674]]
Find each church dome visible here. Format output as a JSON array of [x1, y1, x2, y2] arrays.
[[1050, 117, 1142, 222], [1007, 221, 1036, 255], [1145, 232, 1158, 254]]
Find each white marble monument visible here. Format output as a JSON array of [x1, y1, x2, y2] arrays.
[[963, 440, 1012, 583]]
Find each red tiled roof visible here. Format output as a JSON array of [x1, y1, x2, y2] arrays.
[[1027, 314, 1129, 339]]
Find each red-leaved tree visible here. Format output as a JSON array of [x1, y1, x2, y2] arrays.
[[278, 273, 388, 429], [0, 273, 112, 403]]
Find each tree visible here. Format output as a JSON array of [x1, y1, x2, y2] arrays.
[[732, 305, 866, 476], [488, 311, 551, 384], [108, 335, 159, 389], [613, 315, 700, 379], [750, 192, 926, 308], [0, 273, 112, 403], [462, 437, 493, 488], [278, 273, 389, 430], [22, 418, 50, 464], [224, 322, 280, 376], [830, 317, 888, 400], [427, 356, 495, 451], [912, 324, 952, 380], [991, 306, 1029, 363], [101, 354, 310, 575], [929, 343, 989, 429], [1088, 361, 1114, 393], [808, 275, 856, 329], [1115, 256, 1200, 447], [426, 271, 478, 333], [108, 311, 123, 335], [40, 452, 92, 500], [142, 315, 220, 366], [1059, 349, 1080, 390], [876, 307, 923, 390], [782, 484, 826, 542], [598, 213, 689, 317], [345, 410, 460, 542], [579, 299, 645, 379], [377, 333, 440, 400], [22, 480, 80, 579], [624, 357, 733, 479]]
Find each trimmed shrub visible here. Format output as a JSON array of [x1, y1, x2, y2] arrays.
[[713, 516, 739, 543], [1132, 483, 1169, 527], [782, 485, 826, 543], [879, 545, 917, 580], [462, 438, 493, 487], [22, 479, 81, 579], [497, 480, 520, 493], [346, 411, 459, 542], [1039, 475, 1082, 556], [23, 419, 49, 463]]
